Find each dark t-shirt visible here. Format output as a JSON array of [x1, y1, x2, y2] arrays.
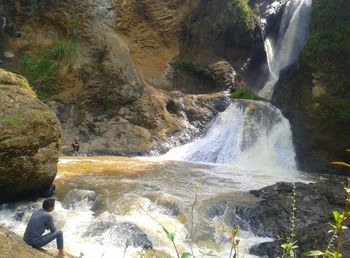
[[23, 209, 56, 245]]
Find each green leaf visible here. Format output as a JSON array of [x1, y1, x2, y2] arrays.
[[181, 252, 192, 258], [167, 232, 175, 242], [304, 250, 325, 256], [333, 211, 340, 222]]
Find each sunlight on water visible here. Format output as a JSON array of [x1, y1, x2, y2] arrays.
[[1, 156, 297, 258]]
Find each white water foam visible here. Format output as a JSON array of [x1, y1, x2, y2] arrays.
[[0, 193, 267, 258], [259, 0, 312, 99], [159, 100, 296, 173]]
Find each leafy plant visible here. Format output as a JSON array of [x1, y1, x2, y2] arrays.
[[171, 59, 214, 80], [280, 183, 298, 258], [213, 0, 258, 36], [228, 225, 240, 258], [19, 40, 77, 96]]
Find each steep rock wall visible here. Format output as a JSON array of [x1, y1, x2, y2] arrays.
[[272, 0, 350, 173]]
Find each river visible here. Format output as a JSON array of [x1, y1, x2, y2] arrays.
[[0, 100, 310, 258]]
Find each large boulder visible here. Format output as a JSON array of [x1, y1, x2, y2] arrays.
[[0, 69, 61, 202]]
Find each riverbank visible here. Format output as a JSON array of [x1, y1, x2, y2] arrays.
[[0, 225, 78, 258]]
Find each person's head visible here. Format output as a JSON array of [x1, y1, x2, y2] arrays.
[[42, 198, 55, 212]]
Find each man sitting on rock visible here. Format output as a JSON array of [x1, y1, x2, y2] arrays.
[[23, 198, 66, 258]]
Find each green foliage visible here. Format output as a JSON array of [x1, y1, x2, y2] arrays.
[[48, 41, 77, 64], [100, 95, 118, 109], [324, 98, 350, 123], [20, 40, 77, 97], [301, 0, 350, 112], [214, 0, 258, 35], [231, 88, 265, 101], [29, 0, 39, 17], [172, 59, 214, 80], [21, 53, 59, 86], [36, 90, 50, 102]]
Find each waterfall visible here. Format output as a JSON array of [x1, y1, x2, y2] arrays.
[[259, 0, 312, 99], [161, 100, 297, 172]]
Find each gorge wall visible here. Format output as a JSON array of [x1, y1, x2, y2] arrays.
[[0, 0, 260, 155], [0, 0, 349, 172], [272, 0, 350, 173]]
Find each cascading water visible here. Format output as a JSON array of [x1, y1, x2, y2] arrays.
[[161, 100, 297, 172], [0, 2, 314, 258], [259, 0, 312, 99]]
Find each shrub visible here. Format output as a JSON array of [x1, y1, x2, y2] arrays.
[[171, 58, 214, 80], [214, 0, 258, 35], [301, 0, 350, 97], [231, 88, 266, 101], [19, 40, 77, 97]]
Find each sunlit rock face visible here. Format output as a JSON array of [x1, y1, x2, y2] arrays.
[[0, 69, 61, 202]]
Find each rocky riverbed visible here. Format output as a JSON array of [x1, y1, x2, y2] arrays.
[[208, 176, 350, 257]]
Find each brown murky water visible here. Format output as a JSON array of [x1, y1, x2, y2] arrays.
[[0, 156, 304, 257]]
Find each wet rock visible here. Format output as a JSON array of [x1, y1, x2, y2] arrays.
[[249, 241, 279, 258], [114, 222, 153, 249], [84, 214, 153, 249], [62, 189, 98, 210], [207, 201, 229, 219], [148, 192, 181, 216], [231, 176, 350, 257], [0, 69, 61, 202], [0, 225, 54, 258]]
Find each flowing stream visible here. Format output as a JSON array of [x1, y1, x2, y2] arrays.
[[0, 1, 313, 257], [259, 0, 312, 99], [0, 100, 309, 258]]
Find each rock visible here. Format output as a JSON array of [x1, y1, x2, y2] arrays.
[[0, 225, 54, 258], [0, 69, 61, 202], [148, 192, 181, 216], [62, 189, 98, 210], [0, 225, 78, 258], [230, 176, 350, 257], [271, 0, 350, 173], [4, 51, 14, 58], [84, 213, 153, 249], [208, 61, 245, 92]]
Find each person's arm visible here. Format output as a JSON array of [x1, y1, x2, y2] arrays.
[[46, 214, 57, 232]]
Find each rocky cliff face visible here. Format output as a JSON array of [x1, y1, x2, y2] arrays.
[[0, 0, 264, 154], [0, 69, 61, 202], [272, 0, 350, 173]]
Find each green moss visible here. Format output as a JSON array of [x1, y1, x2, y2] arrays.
[[100, 94, 118, 109], [214, 0, 258, 35], [231, 88, 266, 101], [3, 113, 26, 126], [301, 0, 350, 94], [171, 58, 214, 80], [3, 111, 53, 126], [324, 98, 350, 123]]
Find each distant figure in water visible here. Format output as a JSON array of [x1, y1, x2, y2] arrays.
[[71, 139, 80, 152], [23, 199, 66, 258]]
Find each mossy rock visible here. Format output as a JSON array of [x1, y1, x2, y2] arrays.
[[0, 69, 61, 202]]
